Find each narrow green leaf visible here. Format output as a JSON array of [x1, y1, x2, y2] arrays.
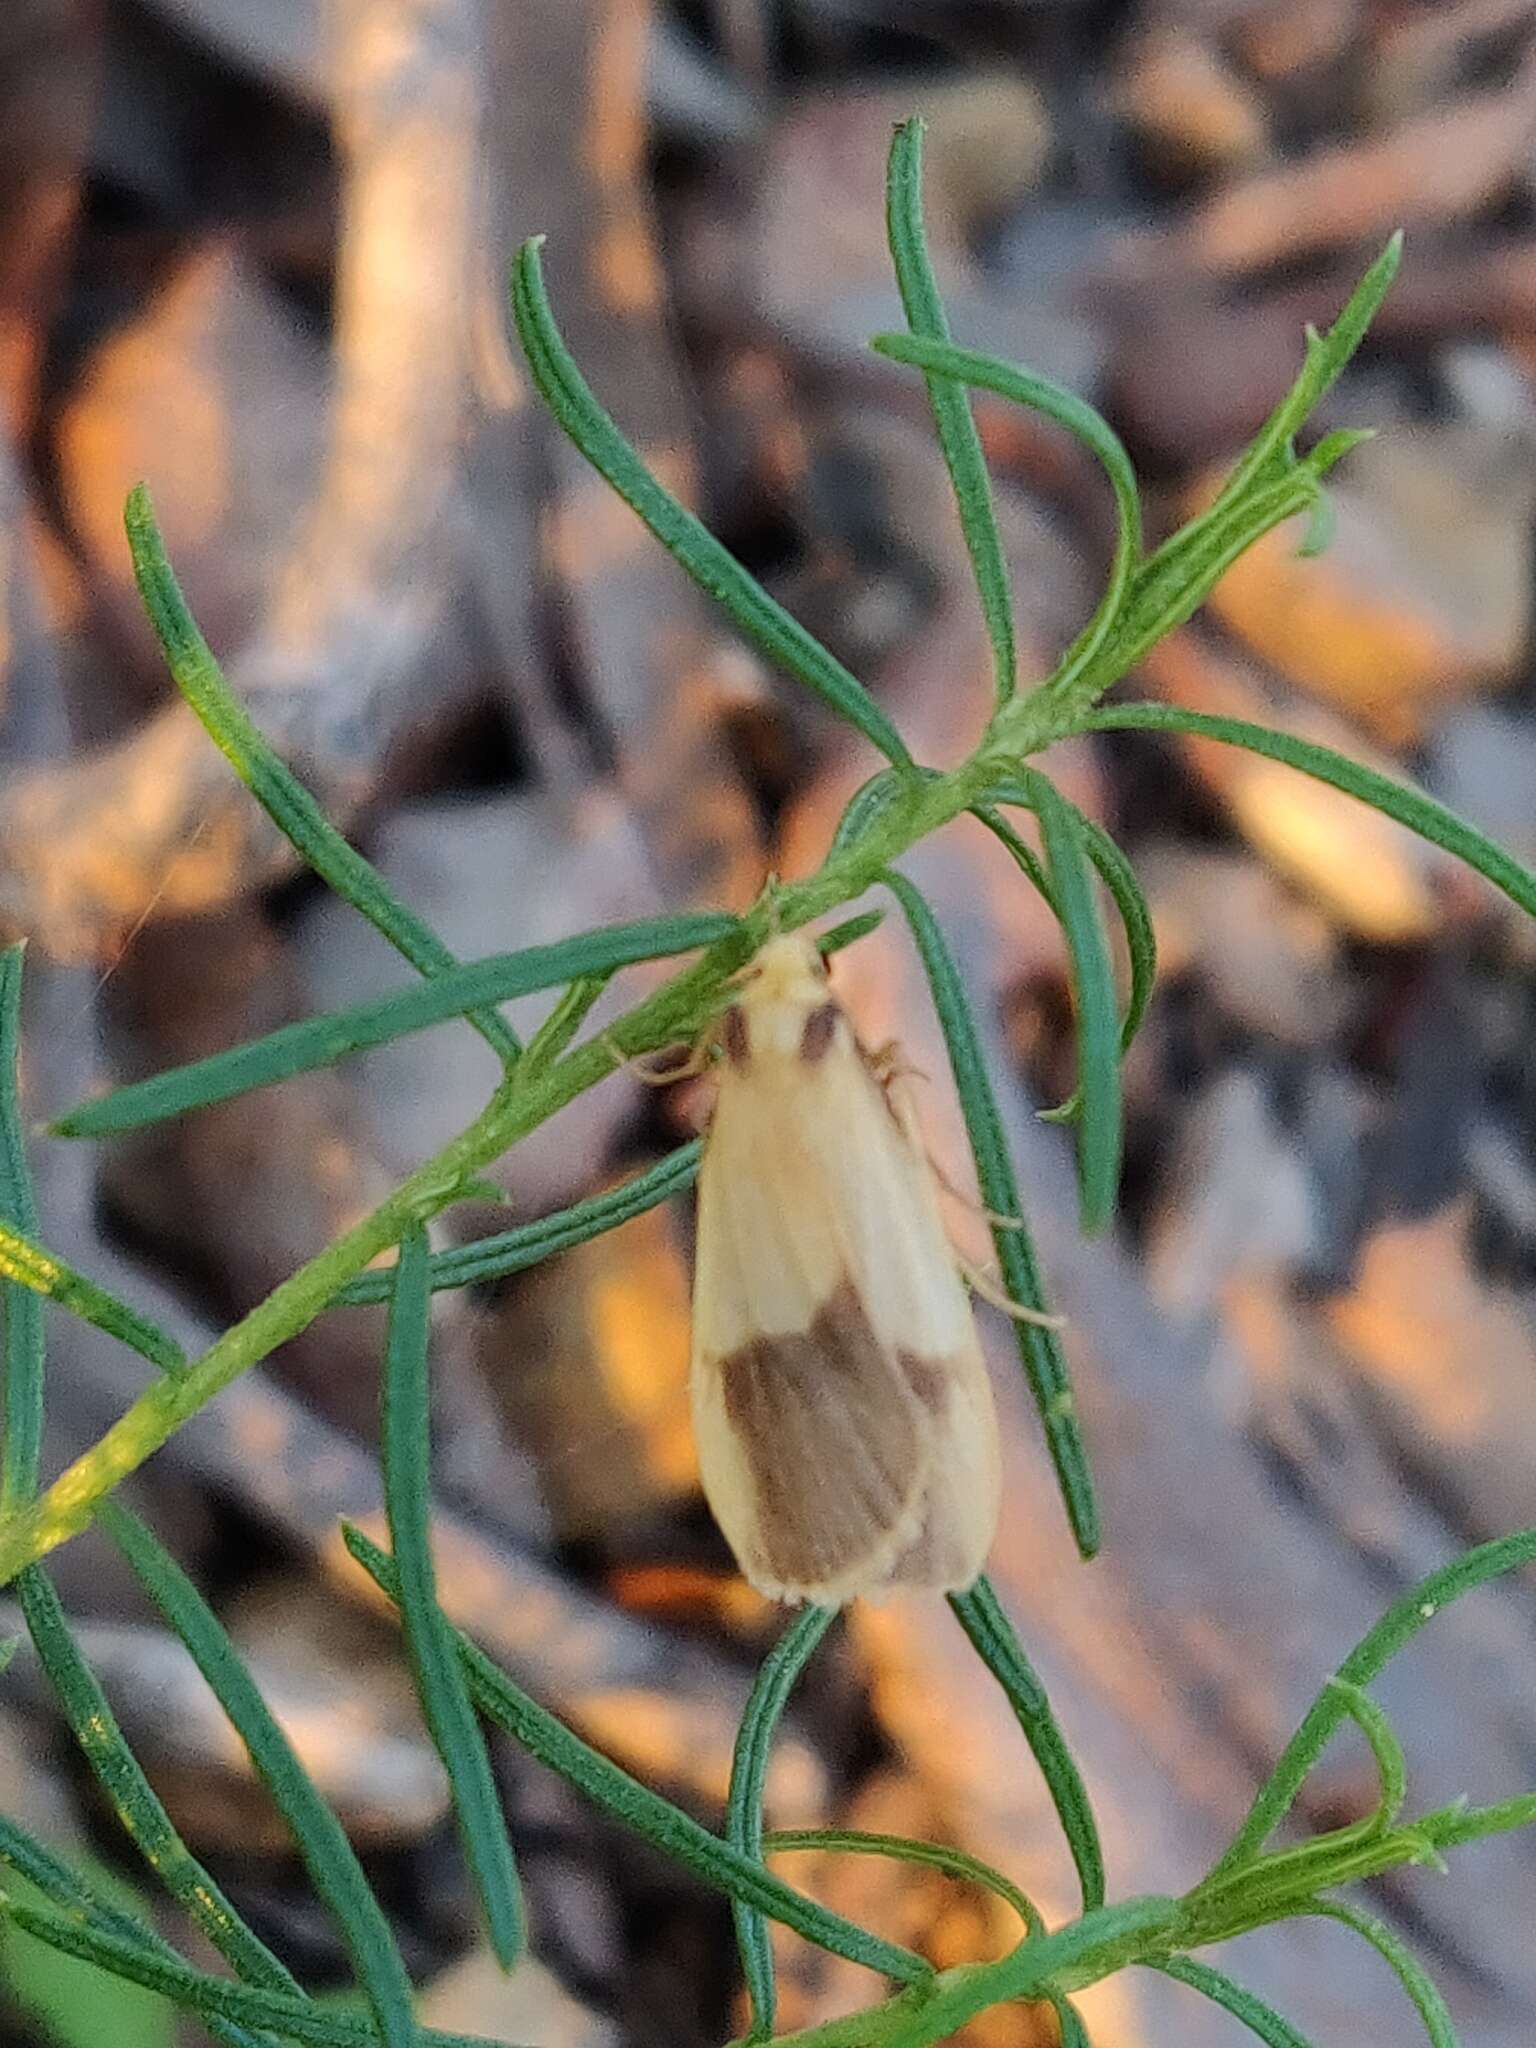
[[949, 1576, 1104, 1911], [1324, 1679, 1406, 1835], [125, 484, 520, 1067], [729, 1604, 836, 2038], [1081, 702, 1536, 929], [1307, 427, 1373, 479], [816, 908, 885, 958], [871, 332, 1140, 702], [983, 773, 1157, 1062], [829, 767, 935, 856], [51, 913, 739, 1139], [883, 869, 1098, 1557], [15, 1565, 300, 2004], [1004, 1894, 1179, 1998], [381, 1226, 523, 1966], [1028, 777, 1123, 1230], [1211, 1526, 1536, 1878], [1141, 1955, 1314, 2047], [1308, 1901, 1457, 2048], [1212, 234, 1401, 515], [1053, 1995, 1093, 2048], [1420, 1788, 1536, 1856], [0, 945, 44, 1515], [886, 119, 1016, 705], [342, 1523, 931, 1989], [0, 1816, 274, 2048], [2, 1895, 175, 2048], [101, 1506, 419, 2048], [764, 1829, 1039, 1935], [509, 240, 912, 769], [971, 802, 1056, 913], [334, 1140, 704, 1306], [0, 1896, 502, 2048], [0, 1221, 185, 1376], [516, 976, 609, 1084], [1084, 471, 1318, 690]]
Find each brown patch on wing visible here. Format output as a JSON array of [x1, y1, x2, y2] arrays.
[[718, 1278, 926, 1591], [721, 1003, 750, 1068], [798, 999, 842, 1065], [874, 1360, 999, 1594], [898, 1353, 949, 1415]]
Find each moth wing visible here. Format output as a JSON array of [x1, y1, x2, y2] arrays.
[[691, 1054, 942, 1604], [866, 1326, 1001, 1596]]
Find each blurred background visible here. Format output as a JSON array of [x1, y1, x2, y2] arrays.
[[2, 0, 1536, 2042]]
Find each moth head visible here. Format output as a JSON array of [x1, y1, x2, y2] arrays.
[[721, 933, 841, 1065]]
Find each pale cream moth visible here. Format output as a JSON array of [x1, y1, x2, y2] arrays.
[[689, 932, 1002, 1605]]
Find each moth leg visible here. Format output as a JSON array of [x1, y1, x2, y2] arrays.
[[871, 1054, 1027, 1234], [602, 1029, 713, 1087], [923, 1151, 1028, 1233], [865, 1038, 926, 1089], [957, 1256, 1066, 1330]]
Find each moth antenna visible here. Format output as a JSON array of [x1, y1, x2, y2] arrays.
[[602, 1029, 713, 1087], [958, 1257, 1066, 1330]]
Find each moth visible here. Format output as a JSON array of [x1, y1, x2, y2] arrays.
[[689, 931, 1002, 1605]]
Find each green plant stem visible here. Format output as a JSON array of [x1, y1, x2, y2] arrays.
[[0, 755, 1004, 1587], [735, 1777, 1536, 2048]]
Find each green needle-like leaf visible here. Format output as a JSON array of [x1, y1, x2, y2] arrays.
[[510, 239, 912, 768], [971, 802, 1056, 913], [884, 869, 1098, 1557], [101, 1506, 419, 2048], [829, 766, 937, 856], [949, 1576, 1104, 1911], [335, 1141, 703, 1305], [1141, 1956, 1314, 2046], [982, 773, 1157, 1064], [1053, 1995, 1093, 2048], [0, 1896, 502, 2048], [816, 908, 886, 957], [0, 945, 43, 1513], [1212, 234, 1401, 515], [763, 1830, 1039, 1934], [125, 484, 520, 1067], [1030, 777, 1123, 1232], [1210, 1526, 1536, 1879], [343, 1523, 931, 1989], [871, 333, 1139, 703], [729, 1605, 835, 2038], [0, 1813, 275, 2048], [1308, 1901, 1457, 2048], [1078, 705, 1536, 923], [0, 1221, 185, 1376], [381, 1226, 524, 1967], [16, 1566, 300, 2005], [1324, 1679, 1406, 1836], [516, 976, 610, 1084], [886, 119, 1016, 705], [52, 914, 738, 1138]]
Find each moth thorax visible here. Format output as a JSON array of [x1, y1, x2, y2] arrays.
[[730, 934, 843, 1064], [736, 997, 844, 1064]]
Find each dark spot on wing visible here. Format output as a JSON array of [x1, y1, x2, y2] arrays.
[[798, 1000, 842, 1065], [899, 1353, 948, 1414], [722, 1003, 750, 1067]]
